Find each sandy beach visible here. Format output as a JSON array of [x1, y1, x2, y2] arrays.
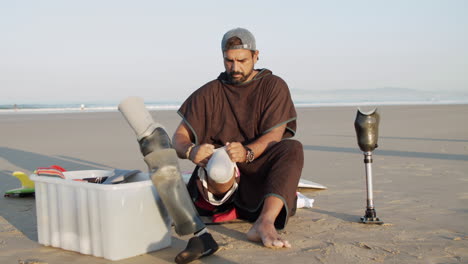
[[1, 104, 467, 264]]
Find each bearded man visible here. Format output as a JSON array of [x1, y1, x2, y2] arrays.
[[173, 28, 304, 249]]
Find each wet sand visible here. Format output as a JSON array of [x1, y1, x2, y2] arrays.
[[1, 104, 468, 263]]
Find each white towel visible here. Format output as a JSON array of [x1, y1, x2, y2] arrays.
[[296, 192, 314, 208]]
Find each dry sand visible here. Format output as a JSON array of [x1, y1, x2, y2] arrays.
[[1, 104, 467, 264]]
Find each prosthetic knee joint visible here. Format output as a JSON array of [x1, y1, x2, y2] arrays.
[[118, 97, 205, 235]]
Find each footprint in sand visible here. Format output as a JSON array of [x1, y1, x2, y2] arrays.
[[387, 200, 407, 205], [405, 163, 432, 171]]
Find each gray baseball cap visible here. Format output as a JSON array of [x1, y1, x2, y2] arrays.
[[221, 28, 256, 52]]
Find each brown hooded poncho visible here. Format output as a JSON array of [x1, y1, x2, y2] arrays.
[[178, 69, 303, 228]]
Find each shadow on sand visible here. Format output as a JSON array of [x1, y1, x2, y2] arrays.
[[303, 145, 468, 161], [319, 134, 468, 143], [312, 208, 362, 223], [0, 147, 112, 172]]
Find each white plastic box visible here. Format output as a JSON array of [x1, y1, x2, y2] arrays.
[[30, 170, 172, 261]]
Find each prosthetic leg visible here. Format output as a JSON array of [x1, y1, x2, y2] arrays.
[[354, 108, 383, 224], [118, 97, 218, 263]]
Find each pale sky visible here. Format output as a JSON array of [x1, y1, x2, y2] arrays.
[[1, 0, 467, 104]]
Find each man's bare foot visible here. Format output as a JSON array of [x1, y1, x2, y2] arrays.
[[246, 218, 291, 248]]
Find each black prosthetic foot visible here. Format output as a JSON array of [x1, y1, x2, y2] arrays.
[[175, 233, 219, 264], [360, 208, 383, 224]]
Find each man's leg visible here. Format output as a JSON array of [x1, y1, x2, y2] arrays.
[[237, 139, 304, 248], [246, 195, 291, 248]]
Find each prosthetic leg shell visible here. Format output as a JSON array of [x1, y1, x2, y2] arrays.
[[354, 108, 380, 152], [144, 149, 205, 236]]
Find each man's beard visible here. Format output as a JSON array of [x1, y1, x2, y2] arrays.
[[227, 68, 254, 84]]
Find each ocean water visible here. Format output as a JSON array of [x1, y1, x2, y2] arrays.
[[0, 102, 181, 114], [1, 88, 467, 114]]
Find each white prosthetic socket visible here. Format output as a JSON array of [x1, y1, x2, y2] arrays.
[[199, 147, 238, 206], [206, 148, 236, 184], [118, 97, 205, 236]]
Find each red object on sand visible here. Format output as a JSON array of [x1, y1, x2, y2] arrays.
[[212, 207, 238, 223], [195, 196, 238, 223]]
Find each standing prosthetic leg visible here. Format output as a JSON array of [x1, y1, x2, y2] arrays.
[[118, 97, 218, 263], [354, 108, 383, 224]]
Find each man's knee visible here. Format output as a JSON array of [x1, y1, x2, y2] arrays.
[[276, 139, 304, 160]]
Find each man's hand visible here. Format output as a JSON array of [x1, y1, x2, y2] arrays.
[[190, 144, 215, 167], [225, 142, 247, 163]]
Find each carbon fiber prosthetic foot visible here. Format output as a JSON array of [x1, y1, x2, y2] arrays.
[[175, 231, 219, 264]]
